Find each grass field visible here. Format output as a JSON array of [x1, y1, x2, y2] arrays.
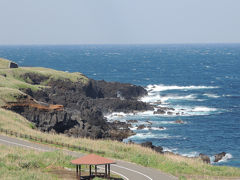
[[1, 108, 240, 180], [0, 144, 74, 180], [0, 144, 120, 180], [0, 58, 89, 106], [0, 58, 11, 69]]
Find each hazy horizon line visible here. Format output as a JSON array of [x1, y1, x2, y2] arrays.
[[0, 42, 240, 46]]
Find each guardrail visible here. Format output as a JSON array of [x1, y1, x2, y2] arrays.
[[0, 128, 105, 155]]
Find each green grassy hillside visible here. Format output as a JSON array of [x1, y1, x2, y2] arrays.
[[0, 58, 11, 68], [0, 58, 88, 106], [0, 108, 240, 180], [0, 144, 73, 180]]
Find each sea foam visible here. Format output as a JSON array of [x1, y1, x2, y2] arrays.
[[146, 84, 218, 92]]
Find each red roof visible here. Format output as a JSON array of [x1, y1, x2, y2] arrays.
[[71, 154, 116, 165]]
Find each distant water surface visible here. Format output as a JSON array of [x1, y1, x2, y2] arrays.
[[0, 44, 240, 167]]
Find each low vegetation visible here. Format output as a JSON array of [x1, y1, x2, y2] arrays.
[[0, 66, 88, 85], [0, 144, 74, 180], [0, 58, 12, 69], [0, 144, 115, 180], [0, 58, 89, 106], [1, 108, 240, 180], [0, 87, 27, 106]]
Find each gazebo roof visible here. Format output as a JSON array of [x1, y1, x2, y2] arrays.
[[71, 154, 116, 165]]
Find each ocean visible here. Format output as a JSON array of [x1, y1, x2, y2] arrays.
[[0, 44, 240, 167]]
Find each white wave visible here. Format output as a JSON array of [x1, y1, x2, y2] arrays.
[[141, 93, 198, 104], [140, 94, 161, 103], [180, 151, 199, 158], [128, 132, 179, 140], [146, 84, 218, 92], [154, 121, 176, 124], [130, 126, 138, 131], [151, 127, 167, 131], [104, 112, 130, 121], [105, 103, 219, 124], [191, 106, 217, 112], [217, 153, 233, 163], [130, 125, 166, 131], [163, 147, 178, 152], [163, 149, 200, 158], [141, 127, 167, 131], [167, 105, 219, 116], [105, 105, 219, 122], [141, 84, 215, 105], [203, 93, 220, 98], [161, 94, 197, 103]]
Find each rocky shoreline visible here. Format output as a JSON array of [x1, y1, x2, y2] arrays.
[[1, 60, 229, 164], [3, 70, 153, 141], [138, 141, 228, 164]]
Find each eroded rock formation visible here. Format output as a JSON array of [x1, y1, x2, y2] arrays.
[[4, 73, 151, 141]]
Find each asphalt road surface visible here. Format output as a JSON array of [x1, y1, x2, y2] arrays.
[[0, 134, 178, 180]]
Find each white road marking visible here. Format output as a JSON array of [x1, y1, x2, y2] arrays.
[[98, 166, 129, 180], [0, 138, 47, 152], [0, 137, 131, 180], [113, 164, 153, 180], [0, 136, 154, 180]]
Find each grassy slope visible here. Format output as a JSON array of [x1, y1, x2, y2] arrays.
[[0, 88, 27, 106], [0, 144, 118, 180], [0, 67, 88, 85], [0, 58, 11, 68], [0, 58, 89, 106], [0, 108, 240, 180], [0, 144, 74, 180]]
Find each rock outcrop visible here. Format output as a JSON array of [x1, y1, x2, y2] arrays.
[[199, 153, 210, 164], [137, 124, 146, 130], [175, 120, 185, 124], [5, 73, 151, 141], [154, 107, 175, 114], [214, 152, 226, 162], [140, 141, 163, 153], [9, 61, 18, 68]]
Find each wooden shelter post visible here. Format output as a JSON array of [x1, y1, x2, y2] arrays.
[[76, 165, 78, 175], [95, 165, 97, 176], [105, 164, 107, 177], [79, 165, 81, 177], [89, 165, 92, 177], [108, 164, 110, 178]]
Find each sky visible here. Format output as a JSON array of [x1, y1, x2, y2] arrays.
[[0, 0, 240, 45]]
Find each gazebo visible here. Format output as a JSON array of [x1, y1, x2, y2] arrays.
[[71, 154, 116, 179]]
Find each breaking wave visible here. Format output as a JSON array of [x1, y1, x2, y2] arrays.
[[127, 132, 181, 140], [145, 84, 218, 92], [203, 93, 220, 98], [213, 153, 233, 163]]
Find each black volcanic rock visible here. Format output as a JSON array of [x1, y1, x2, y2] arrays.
[[96, 80, 147, 99], [141, 141, 163, 153], [127, 120, 138, 123], [9, 61, 18, 68], [175, 120, 184, 124], [137, 124, 146, 130], [154, 107, 175, 114], [214, 152, 226, 162], [199, 153, 210, 164], [14, 74, 151, 140], [141, 141, 154, 148]]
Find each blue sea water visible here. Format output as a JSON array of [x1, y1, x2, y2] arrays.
[[0, 44, 240, 167]]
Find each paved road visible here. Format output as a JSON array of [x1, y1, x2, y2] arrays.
[[0, 134, 178, 180]]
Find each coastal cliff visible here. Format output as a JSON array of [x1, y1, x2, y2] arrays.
[[0, 58, 151, 140]]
